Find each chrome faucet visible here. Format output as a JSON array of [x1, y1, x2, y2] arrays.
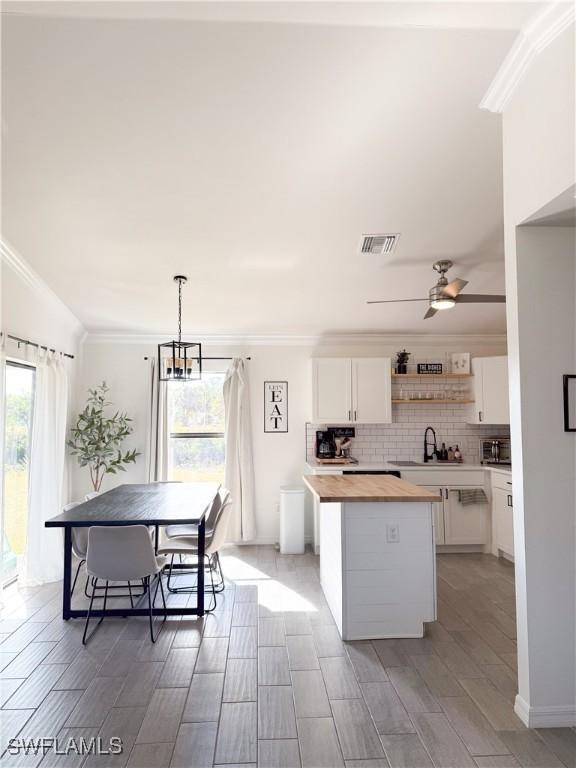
[[423, 426, 438, 463]]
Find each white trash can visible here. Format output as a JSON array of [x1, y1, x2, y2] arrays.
[[279, 486, 305, 555]]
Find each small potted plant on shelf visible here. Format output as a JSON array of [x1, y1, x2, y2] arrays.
[[395, 349, 411, 374]]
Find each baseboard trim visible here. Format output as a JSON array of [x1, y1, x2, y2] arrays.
[[230, 536, 314, 547], [515, 695, 576, 727]]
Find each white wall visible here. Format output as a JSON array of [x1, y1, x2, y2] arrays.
[[77, 335, 507, 543], [1, 264, 84, 358], [1, 257, 85, 501], [502, 24, 576, 727]]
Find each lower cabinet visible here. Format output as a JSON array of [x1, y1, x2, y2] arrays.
[[421, 485, 446, 545], [492, 485, 514, 558], [444, 488, 489, 545], [420, 482, 488, 547]]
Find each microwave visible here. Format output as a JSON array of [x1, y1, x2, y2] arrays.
[[480, 437, 511, 465]]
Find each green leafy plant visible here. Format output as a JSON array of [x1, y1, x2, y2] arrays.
[[68, 382, 140, 492]]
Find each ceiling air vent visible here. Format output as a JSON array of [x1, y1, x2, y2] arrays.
[[360, 233, 400, 255]]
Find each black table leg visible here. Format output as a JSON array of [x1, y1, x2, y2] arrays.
[[197, 517, 205, 616], [62, 526, 72, 620]]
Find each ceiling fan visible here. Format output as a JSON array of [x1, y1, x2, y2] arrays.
[[367, 260, 506, 320]]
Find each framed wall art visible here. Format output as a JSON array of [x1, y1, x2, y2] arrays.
[[451, 352, 471, 375], [563, 375, 576, 432], [264, 381, 288, 433]]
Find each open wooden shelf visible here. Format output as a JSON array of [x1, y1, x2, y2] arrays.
[[392, 399, 474, 404], [392, 372, 473, 378]]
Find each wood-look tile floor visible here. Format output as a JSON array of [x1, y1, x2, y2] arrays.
[[1, 548, 575, 768]]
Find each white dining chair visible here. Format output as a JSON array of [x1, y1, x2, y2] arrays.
[[73, 492, 145, 603], [165, 487, 230, 540], [158, 495, 233, 609], [63, 501, 86, 600], [82, 525, 167, 644]]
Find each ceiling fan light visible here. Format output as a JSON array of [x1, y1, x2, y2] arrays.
[[431, 297, 455, 310], [429, 286, 455, 310]]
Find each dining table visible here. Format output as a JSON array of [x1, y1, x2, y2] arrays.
[[45, 482, 220, 620]]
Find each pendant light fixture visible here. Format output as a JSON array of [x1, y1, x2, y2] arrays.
[[158, 275, 202, 382]]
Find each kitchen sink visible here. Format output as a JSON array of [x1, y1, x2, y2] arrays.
[[389, 461, 424, 466]]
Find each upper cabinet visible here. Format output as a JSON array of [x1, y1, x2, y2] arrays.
[[312, 357, 391, 423], [469, 356, 510, 425], [312, 358, 352, 423]]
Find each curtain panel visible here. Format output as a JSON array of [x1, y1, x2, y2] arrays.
[[146, 357, 168, 483], [223, 358, 256, 542], [21, 350, 68, 586], [0, 334, 5, 602]]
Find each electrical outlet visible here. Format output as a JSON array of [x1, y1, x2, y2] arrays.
[[386, 524, 400, 544]]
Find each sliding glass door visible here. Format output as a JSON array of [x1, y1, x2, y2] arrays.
[[2, 362, 35, 585]]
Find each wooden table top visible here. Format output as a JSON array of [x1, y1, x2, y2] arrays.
[[303, 474, 442, 503], [45, 482, 220, 527]]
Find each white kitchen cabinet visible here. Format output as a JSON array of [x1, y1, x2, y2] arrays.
[[444, 488, 489, 545], [312, 358, 352, 423], [312, 357, 391, 423], [469, 356, 510, 425], [406, 470, 489, 548], [352, 358, 392, 423], [491, 472, 514, 559], [421, 485, 445, 545]]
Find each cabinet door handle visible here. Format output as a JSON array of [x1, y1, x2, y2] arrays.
[[354, 410, 357, 421], [348, 410, 351, 421], [444, 488, 448, 500], [507, 494, 512, 507], [479, 411, 483, 422]]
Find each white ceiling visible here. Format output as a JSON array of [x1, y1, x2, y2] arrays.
[[2, 2, 541, 336]]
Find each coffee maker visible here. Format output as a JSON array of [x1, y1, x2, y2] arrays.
[[316, 430, 336, 460]]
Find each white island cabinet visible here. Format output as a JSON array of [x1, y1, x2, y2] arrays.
[[304, 474, 440, 640]]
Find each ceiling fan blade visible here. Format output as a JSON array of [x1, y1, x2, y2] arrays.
[[423, 306, 437, 320], [442, 278, 468, 298], [454, 294, 506, 304], [366, 298, 428, 305]]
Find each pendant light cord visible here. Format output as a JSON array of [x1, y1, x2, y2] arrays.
[[178, 278, 182, 344]]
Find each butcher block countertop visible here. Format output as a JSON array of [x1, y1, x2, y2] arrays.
[[303, 474, 443, 503]]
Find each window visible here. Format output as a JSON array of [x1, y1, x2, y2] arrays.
[[3, 362, 35, 585], [167, 372, 226, 483]]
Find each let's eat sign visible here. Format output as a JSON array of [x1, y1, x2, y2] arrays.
[[264, 381, 288, 432]]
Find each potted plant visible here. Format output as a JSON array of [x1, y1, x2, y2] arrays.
[[395, 349, 411, 374], [68, 382, 140, 492]]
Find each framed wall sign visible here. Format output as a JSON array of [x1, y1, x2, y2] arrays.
[[417, 363, 443, 374], [264, 381, 288, 433], [451, 352, 471, 374], [563, 375, 576, 432]]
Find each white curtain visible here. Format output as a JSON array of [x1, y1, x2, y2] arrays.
[[0, 334, 6, 604], [21, 350, 69, 586], [223, 358, 256, 542], [146, 357, 169, 482]]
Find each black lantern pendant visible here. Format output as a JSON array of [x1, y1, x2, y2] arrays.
[[158, 275, 202, 382]]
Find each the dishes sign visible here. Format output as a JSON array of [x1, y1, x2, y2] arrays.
[[417, 363, 443, 374], [264, 381, 288, 433]]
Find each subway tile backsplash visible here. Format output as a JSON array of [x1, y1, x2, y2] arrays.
[[306, 406, 510, 465]]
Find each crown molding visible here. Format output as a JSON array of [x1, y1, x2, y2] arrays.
[[85, 331, 508, 347], [1, 239, 85, 335], [480, 1, 575, 114]]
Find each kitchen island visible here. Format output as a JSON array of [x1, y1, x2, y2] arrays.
[[303, 474, 442, 640]]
